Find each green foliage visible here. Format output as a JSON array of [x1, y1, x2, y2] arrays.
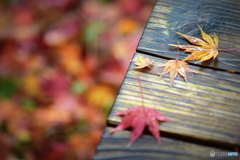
[[21, 98, 36, 111], [0, 77, 19, 99], [82, 22, 105, 44], [71, 81, 86, 94]]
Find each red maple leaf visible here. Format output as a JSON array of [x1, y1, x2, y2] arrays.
[[110, 106, 171, 146], [110, 75, 172, 146]]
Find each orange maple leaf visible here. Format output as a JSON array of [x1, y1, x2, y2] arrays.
[[133, 56, 154, 69], [159, 59, 196, 86], [169, 25, 219, 63]]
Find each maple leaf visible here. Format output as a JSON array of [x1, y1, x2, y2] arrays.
[[110, 106, 171, 146], [110, 75, 172, 146], [133, 56, 154, 69], [169, 25, 219, 63], [159, 59, 196, 86]]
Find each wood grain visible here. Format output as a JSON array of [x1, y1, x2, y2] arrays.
[[94, 127, 236, 160], [107, 52, 240, 148], [137, 0, 240, 72]]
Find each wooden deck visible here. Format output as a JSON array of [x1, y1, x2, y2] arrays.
[[94, 0, 240, 159]]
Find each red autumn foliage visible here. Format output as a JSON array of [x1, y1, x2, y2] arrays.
[[0, 0, 154, 159], [111, 106, 172, 146], [111, 76, 172, 146]]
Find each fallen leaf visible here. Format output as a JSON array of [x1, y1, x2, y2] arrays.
[[110, 75, 171, 146], [133, 56, 154, 69], [110, 106, 171, 146], [169, 25, 219, 63], [159, 59, 196, 86]]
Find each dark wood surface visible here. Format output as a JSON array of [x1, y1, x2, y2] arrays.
[[107, 52, 240, 147], [137, 0, 240, 72], [94, 0, 240, 159], [94, 127, 236, 160]]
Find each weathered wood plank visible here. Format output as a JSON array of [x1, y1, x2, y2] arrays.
[[137, 0, 240, 72], [94, 127, 237, 160], [107, 52, 240, 147]]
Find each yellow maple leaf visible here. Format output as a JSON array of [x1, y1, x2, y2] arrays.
[[169, 25, 219, 63], [159, 59, 196, 86], [133, 56, 154, 69]]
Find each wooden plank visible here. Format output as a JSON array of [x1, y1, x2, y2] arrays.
[[107, 52, 240, 148], [137, 0, 240, 72], [94, 127, 237, 160]]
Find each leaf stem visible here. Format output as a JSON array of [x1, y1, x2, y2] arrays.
[[135, 75, 145, 109], [219, 48, 240, 51], [176, 41, 180, 59], [147, 66, 160, 75]]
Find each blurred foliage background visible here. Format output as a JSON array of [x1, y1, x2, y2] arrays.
[[0, 0, 154, 159]]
